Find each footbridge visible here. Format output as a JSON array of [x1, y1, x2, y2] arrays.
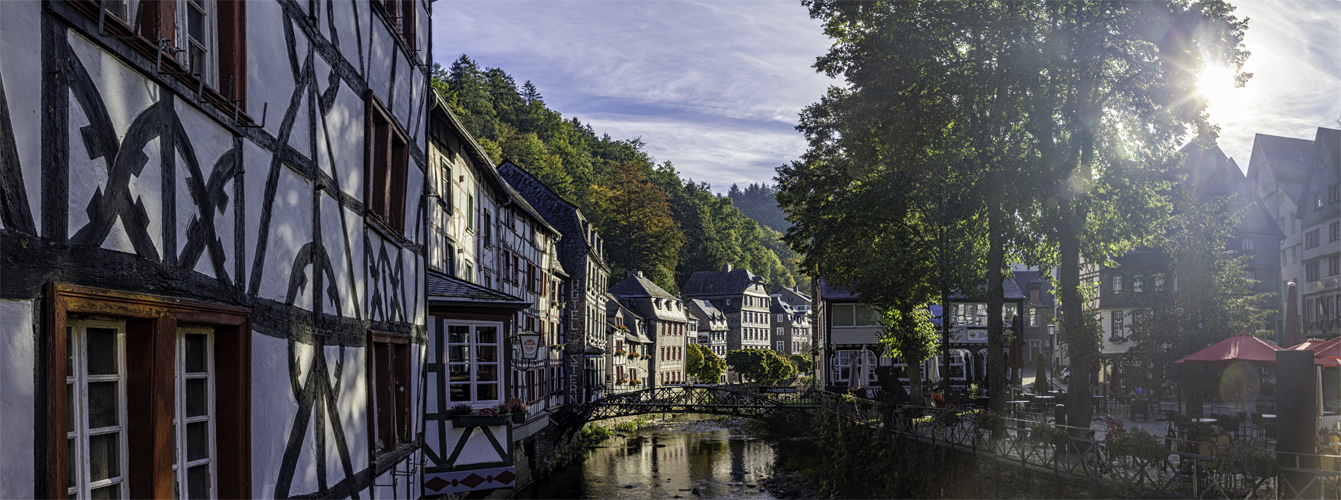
[[558, 385, 820, 432]]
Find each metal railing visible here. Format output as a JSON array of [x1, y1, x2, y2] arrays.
[[817, 391, 1341, 499]]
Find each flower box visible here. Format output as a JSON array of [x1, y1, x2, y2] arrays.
[[512, 412, 526, 424], [452, 414, 513, 427]]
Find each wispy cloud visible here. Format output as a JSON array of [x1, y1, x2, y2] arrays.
[[1209, 0, 1341, 165]]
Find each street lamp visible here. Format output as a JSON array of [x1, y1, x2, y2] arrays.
[[1049, 324, 1057, 379]]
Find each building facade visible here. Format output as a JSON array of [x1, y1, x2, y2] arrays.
[[499, 161, 610, 403], [609, 270, 692, 388], [682, 264, 771, 353], [1295, 129, 1340, 338], [0, 1, 430, 497]]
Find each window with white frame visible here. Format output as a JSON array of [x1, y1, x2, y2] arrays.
[[67, 320, 130, 500], [446, 323, 501, 403], [173, 327, 216, 500], [178, 0, 216, 84]]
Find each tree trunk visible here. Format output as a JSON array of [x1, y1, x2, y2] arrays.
[[909, 357, 924, 405], [987, 197, 1006, 415]]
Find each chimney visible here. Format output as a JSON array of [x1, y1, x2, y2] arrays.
[[723, 263, 732, 272], [629, 270, 643, 279]]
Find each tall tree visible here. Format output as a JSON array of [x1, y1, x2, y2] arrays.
[[1018, 1, 1250, 427], [584, 162, 685, 290]]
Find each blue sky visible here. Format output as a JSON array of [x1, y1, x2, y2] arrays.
[[432, 0, 1341, 194]]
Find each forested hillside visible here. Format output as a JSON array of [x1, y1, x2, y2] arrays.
[[727, 183, 789, 232], [432, 56, 808, 293]]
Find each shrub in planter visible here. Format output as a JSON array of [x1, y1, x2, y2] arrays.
[[1106, 428, 1167, 462], [449, 403, 474, 416], [1224, 441, 1279, 477]]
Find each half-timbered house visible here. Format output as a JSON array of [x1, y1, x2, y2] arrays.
[[0, 0, 430, 497]]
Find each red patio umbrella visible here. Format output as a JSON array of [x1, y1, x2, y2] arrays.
[[1313, 339, 1341, 367], [1288, 338, 1328, 351], [1174, 330, 1282, 367]]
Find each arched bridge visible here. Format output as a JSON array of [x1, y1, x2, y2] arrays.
[[560, 386, 820, 432]]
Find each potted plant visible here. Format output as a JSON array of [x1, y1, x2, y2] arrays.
[[451, 404, 511, 427], [1105, 428, 1167, 463], [503, 398, 528, 423], [614, 349, 627, 356]]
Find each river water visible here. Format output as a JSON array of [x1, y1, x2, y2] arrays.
[[517, 418, 780, 499]]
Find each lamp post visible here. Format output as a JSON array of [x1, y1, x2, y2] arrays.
[[1049, 324, 1057, 379]]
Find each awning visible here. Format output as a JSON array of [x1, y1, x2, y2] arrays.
[[1174, 330, 1282, 367]]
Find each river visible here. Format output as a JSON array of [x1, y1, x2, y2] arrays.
[[517, 417, 782, 499]]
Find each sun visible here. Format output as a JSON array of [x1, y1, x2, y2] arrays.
[[1196, 66, 1238, 103], [1196, 65, 1244, 122]]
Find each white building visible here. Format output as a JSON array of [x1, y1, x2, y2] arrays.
[[0, 1, 429, 497]]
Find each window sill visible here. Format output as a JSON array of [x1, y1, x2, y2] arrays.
[[372, 442, 418, 474]]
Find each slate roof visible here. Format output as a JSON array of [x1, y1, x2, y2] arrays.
[[609, 271, 678, 300], [818, 279, 858, 301], [1011, 270, 1056, 307], [1249, 133, 1314, 203], [681, 266, 766, 296], [427, 271, 528, 305]]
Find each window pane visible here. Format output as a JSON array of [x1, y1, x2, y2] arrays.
[[187, 465, 210, 500], [185, 334, 207, 373], [476, 327, 497, 344], [477, 365, 497, 382], [448, 325, 469, 344], [188, 3, 204, 40], [476, 345, 497, 363], [68, 438, 77, 486], [67, 328, 73, 377], [186, 422, 209, 461], [476, 383, 498, 401], [185, 379, 207, 417], [832, 305, 854, 327], [90, 485, 120, 500], [67, 383, 75, 429], [87, 327, 118, 375], [88, 381, 120, 429], [448, 346, 469, 363], [448, 364, 470, 382], [88, 432, 120, 482], [448, 384, 470, 402]]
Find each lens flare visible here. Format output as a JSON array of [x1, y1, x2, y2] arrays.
[[1219, 361, 1260, 404]]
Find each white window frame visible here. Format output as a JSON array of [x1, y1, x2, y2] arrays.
[[176, 0, 218, 87], [444, 322, 503, 405], [67, 319, 130, 500], [174, 326, 217, 500]]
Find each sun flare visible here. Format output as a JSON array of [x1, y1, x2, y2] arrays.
[[1196, 65, 1238, 107]]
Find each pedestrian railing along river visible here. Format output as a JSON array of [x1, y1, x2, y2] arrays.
[[574, 385, 820, 423], [819, 392, 1341, 499]]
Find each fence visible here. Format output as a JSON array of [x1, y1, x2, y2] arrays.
[[818, 391, 1341, 499]]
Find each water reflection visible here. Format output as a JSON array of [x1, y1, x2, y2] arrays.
[[519, 422, 778, 499]]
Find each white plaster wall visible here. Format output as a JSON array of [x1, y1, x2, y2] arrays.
[[254, 165, 314, 308], [247, 0, 298, 139], [251, 333, 304, 497], [329, 0, 364, 74], [325, 81, 365, 200], [173, 100, 237, 277], [343, 205, 367, 319], [391, 53, 412, 129], [320, 193, 358, 318], [313, 55, 335, 180], [447, 425, 508, 465], [67, 31, 165, 257], [0, 0, 44, 222], [327, 345, 369, 489], [0, 299, 35, 499], [366, 23, 392, 109]]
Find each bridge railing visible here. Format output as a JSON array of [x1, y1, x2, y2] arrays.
[[815, 391, 1341, 499]]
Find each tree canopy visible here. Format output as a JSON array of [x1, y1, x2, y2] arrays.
[[727, 348, 796, 385], [783, 0, 1250, 424], [686, 344, 727, 383]]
